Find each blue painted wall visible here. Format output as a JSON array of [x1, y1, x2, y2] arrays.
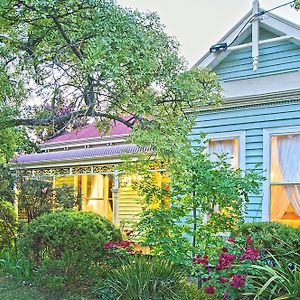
[[191, 101, 300, 221], [214, 32, 300, 82]]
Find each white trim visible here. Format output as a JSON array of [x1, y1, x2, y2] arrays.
[[262, 125, 300, 221], [195, 9, 300, 70], [206, 131, 246, 170], [40, 134, 129, 151], [227, 35, 291, 52]]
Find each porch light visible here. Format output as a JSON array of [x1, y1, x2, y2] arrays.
[[209, 42, 228, 53]]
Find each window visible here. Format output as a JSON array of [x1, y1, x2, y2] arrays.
[[209, 138, 239, 169], [207, 131, 245, 170], [269, 134, 300, 224]]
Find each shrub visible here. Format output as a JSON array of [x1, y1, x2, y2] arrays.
[[107, 256, 186, 300], [234, 222, 300, 263], [0, 201, 17, 250], [193, 235, 263, 300], [19, 210, 121, 291]]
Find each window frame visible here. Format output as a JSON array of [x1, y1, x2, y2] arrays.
[[262, 126, 300, 221], [206, 131, 246, 170]]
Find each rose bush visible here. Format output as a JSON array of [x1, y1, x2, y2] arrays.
[[193, 235, 263, 300]]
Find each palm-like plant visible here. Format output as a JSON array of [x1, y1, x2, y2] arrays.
[[246, 256, 300, 300]]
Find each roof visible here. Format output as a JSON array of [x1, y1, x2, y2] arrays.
[[45, 121, 132, 144], [12, 144, 151, 166], [195, 9, 300, 69]]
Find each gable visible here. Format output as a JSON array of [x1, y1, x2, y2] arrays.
[[196, 7, 300, 85], [214, 35, 300, 82]]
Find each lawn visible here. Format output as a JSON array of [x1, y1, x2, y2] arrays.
[[0, 275, 45, 300], [0, 275, 93, 300]]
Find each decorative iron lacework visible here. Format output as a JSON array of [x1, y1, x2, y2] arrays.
[[19, 164, 116, 177]]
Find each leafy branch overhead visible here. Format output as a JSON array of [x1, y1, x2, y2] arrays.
[[0, 0, 222, 140]]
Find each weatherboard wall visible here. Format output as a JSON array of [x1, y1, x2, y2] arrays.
[[214, 39, 300, 82], [191, 101, 300, 221]]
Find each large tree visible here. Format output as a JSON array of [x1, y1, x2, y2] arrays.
[[0, 0, 221, 142]]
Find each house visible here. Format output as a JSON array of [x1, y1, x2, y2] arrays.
[[192, 0, 300, 227], [11, 122, 165, 226], [13, 1, 300, 228]]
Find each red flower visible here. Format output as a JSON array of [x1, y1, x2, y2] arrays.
[[193, 254, 209, 265], [240, 247, 260, 261], [216, 252, 236, 270], [228, 237, 236, 243], [204, 285, 216, 294], [223, 292, 229, 299], [104, 242, 115, 249], [219, 276, 229, 284], [246, 235, 253, 245], [230, 274, 246, 288]]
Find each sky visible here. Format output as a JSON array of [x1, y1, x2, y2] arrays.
[[117, 0, 300, 66]]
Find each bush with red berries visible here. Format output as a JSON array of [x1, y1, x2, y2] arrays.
[[193, 235, 262, 300]]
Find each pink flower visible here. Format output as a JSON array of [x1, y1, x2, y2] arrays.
[[216, 252, 236, 270], [240, 247, 260, 261], [230, 274, 246, 288], [223, 292, 229, 299], [246, 235, 253, 245], [193, 254, 209, 265], [41, 188, 48, 194], [204, 285, 216, 294], [219, 276, 229, 284], [228, 237, 236, 243]]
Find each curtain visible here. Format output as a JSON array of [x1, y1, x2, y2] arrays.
[[209, 139, 239, 168], [270, 135, 300, 220]]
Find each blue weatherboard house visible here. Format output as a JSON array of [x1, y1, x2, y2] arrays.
[[13, 1, 300, 228], [192, 0, 300, 227]]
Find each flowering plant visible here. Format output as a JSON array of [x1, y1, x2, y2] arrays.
[[193, 235, 262, 300], [103, 230, 142, 267]]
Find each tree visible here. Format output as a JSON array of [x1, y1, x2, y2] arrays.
[[0, 0, 221, 141], [122, 138, 262, 265]]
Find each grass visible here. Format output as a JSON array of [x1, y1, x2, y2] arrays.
[[0, 274, 95, 300], [0, 275, 45, 300]]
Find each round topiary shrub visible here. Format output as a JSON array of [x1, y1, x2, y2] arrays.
[[234, 222, 300, 263], [19, 210, 121, 291]]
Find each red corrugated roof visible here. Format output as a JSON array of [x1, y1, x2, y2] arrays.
[[45, 121, 132, 144]]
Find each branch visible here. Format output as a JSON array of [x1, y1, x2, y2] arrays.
[[7, 110, 135, 129]]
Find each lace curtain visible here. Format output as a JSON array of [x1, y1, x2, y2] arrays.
[[209, 139, 239, 169], [270, 135, 300, 221]]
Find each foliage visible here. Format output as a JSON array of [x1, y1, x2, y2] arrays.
[[0, 164, 15, 204], [0, 201, 18, 251], [0, 250, 33, 281], [17, 177, 81, 222], [106, 256, 186, 300], [234, 222, 300, 263], [19, 210, 121, 291], [194, 235, 262, 300], [170, 282, 215, 300], [0, 0, 221, 142], [247, 256, 300, 300], [123, 139, 262, 265]]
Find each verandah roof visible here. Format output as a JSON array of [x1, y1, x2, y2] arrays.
[[13, 144, 152, 165]]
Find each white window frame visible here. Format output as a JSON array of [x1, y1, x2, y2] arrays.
[[262, 126, 300, 221], [206, 131, 246, 170]]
